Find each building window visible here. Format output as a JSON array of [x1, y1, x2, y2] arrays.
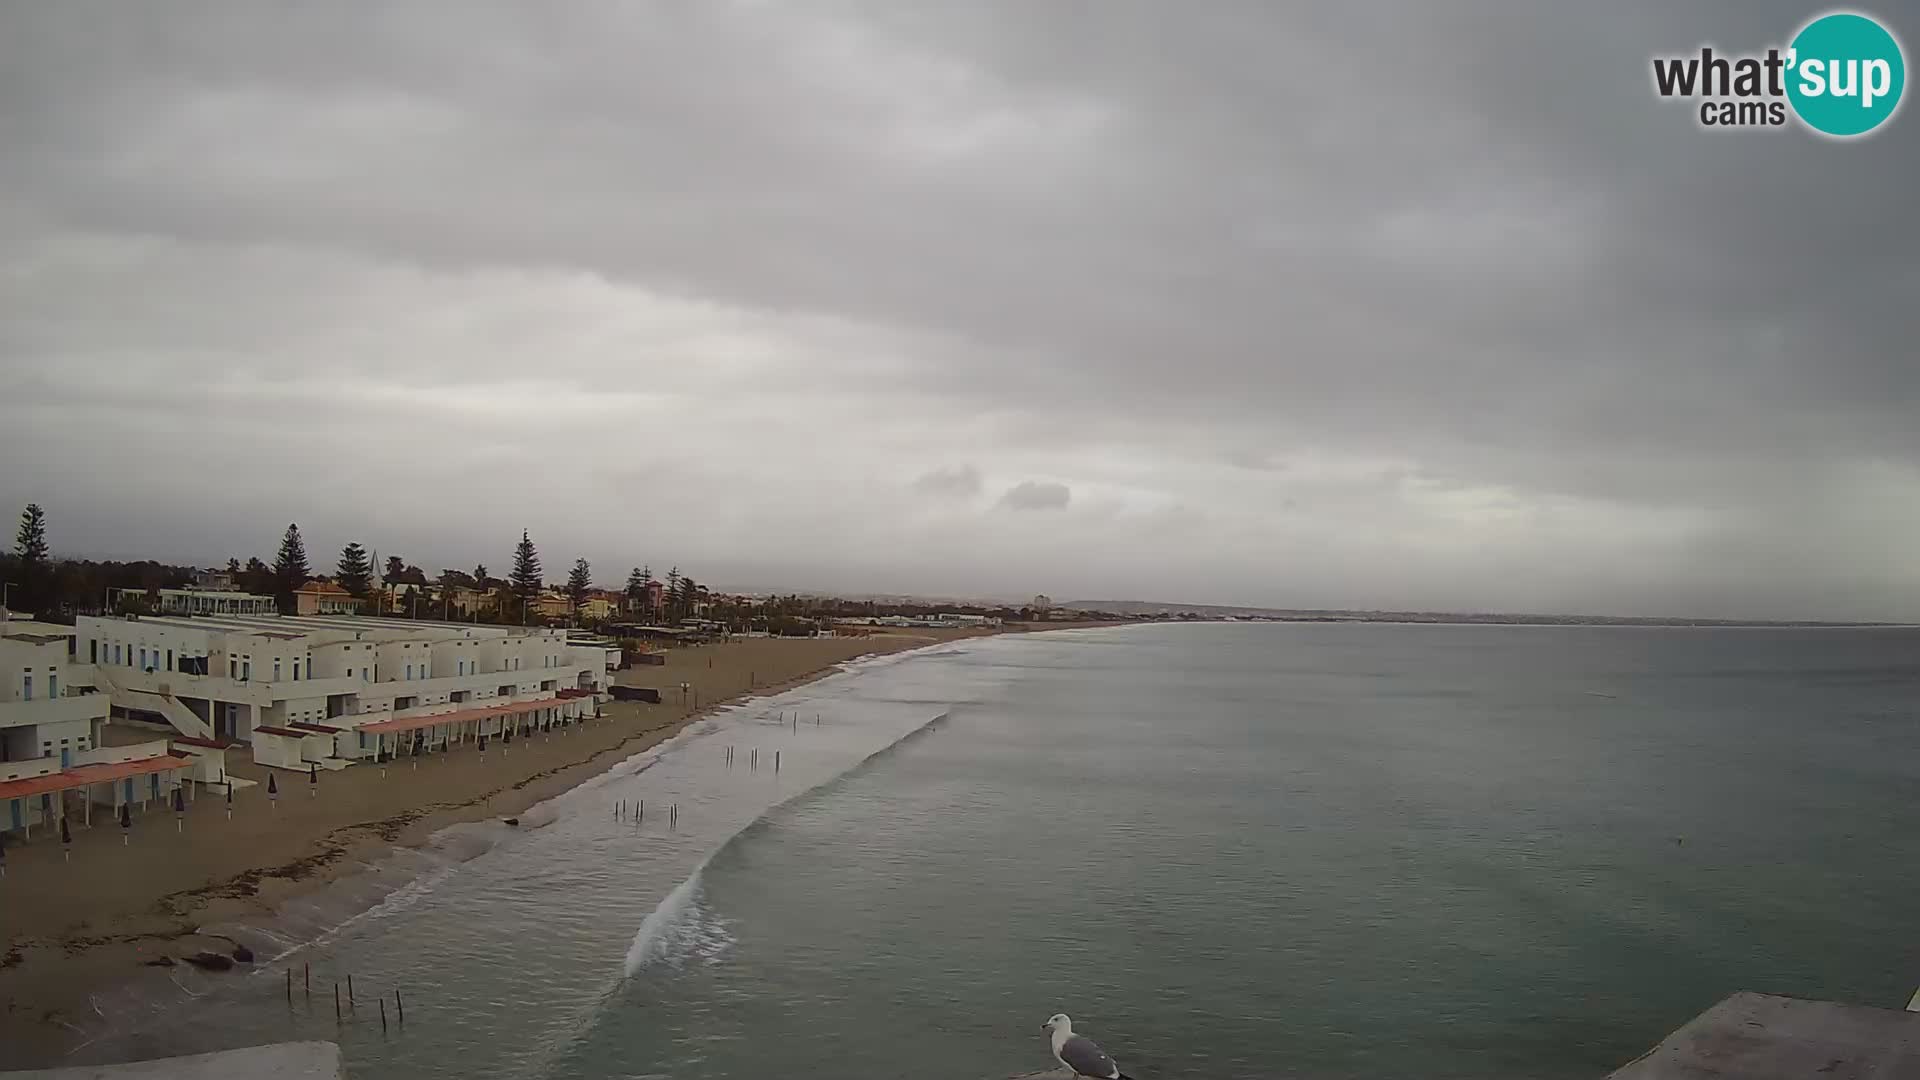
[[230, 658, 238, 679], [167, 649, 173, 670], [21, 674, 31, 701], [89, 640, 98, 663], [139, 648, 148, 670], [274, 660, 282, 682], [49, 673, 58, 698], [406, 664, 413, 680], [114, 644, 122, 665], [242, 661, 251, 681]]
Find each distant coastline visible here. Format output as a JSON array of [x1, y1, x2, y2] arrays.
[[1060, 600, 1910, 629]]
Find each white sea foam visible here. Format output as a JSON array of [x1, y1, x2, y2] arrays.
[[623, 864, 714, 975]]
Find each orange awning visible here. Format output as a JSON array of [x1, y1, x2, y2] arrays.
[[356, 697, 575, 737], [0, 755, 186, 802]]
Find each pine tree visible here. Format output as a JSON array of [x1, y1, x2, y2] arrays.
[[242, 557, 274, 595], [626, 566, 647, 597], [664, 567, 682, 621], [510, 530, 542, 602], [676, 575, 698, 620], [337, 542, 372, 597], [14, 503, 49, 562], [566, 559, 593, 615], [274, 524, 310, 613]]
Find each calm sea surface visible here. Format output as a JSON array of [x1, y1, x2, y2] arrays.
[[66, 623, 1920, 1079]]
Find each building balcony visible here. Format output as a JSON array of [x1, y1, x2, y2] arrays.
[[0, 691, 110, 730]]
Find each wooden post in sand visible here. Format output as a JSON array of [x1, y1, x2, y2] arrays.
[[348, 973, 355, 1008], [395, 988, 404, 1025], [775, 750, 781, 774], [637, 799, 644, 824], [379, 997, 388, 1034], [304, 961, 310, 996], [286, 969, 292, 1005], [334, 983, 340, 1023]]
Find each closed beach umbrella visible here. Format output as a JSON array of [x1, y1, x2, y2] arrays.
[[225, 781, 233, 820], [267, 773, 278, 809], [173, 786, 186, 832], [309, 763, 317, 796], [61, 816, 72, 861], [120, 802, 131, 845], [1, 831, 9, 878]]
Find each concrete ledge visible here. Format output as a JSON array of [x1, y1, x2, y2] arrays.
[[1609, 992, 1920, 1079], [2, 1042, 343, 1080]]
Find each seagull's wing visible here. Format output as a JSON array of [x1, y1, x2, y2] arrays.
[[1059, 1034, 1121, 1079]]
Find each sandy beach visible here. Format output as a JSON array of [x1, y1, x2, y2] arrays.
[[0, 624, 1106, 1059]]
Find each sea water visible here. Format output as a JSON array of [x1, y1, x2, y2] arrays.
[[59, 623, 1920, 1079]]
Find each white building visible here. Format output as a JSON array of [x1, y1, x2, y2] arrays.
[[73, 612, 614, 770], [2, 619, 109, 767], [141, 588, 278, 618], [1, 618, 128, 836]]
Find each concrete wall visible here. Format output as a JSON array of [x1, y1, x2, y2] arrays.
[[0, 636, 69, 704]]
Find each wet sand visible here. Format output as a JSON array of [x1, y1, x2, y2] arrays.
[[0, 624, 1109, 1058]]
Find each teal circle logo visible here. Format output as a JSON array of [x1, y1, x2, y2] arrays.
[[1787, 12, 1906, 137]]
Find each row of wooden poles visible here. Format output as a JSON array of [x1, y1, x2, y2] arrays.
[[602, 709, 824, 824], [289, 961, 405, 1035], [614, 799, 678, 827]]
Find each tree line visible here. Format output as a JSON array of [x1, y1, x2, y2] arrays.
[[6, 502, 1045, 630], [4, 504, 718, 629]]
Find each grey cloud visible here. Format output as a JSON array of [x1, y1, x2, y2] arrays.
[[1000, 481, 1071, 511], [913, 465, 983, 498], [0, 2, 1914, 618]]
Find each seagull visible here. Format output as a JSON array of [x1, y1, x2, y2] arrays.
[[1043, 1013, 1133, 1080]]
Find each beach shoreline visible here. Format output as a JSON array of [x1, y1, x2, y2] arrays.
[[0, 621, 1119, 1064]]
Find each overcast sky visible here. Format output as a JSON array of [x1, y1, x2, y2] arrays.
[[1, 2, 1915, 618]]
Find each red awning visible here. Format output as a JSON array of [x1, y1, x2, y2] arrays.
[[0, 755, 186, 802], [254, 726, 316, 738], [356, 697, 574, 737], [290, 722, 345, 734]]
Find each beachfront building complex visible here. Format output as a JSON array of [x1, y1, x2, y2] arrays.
[[72, 612, 614, 769]]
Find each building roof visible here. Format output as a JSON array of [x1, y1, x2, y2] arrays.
[[253, 725, 317, 738], [170, 735, 232, 750], [1, 619, 79, 640], [0, 754, 187, 802], [295, 581, 354, 597], [289, 721, 345, 734]]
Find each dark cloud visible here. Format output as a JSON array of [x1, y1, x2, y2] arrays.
[[1000, 481, 1071, 512], [0, 2, 1914, 617], [913, 465, 983, 498]]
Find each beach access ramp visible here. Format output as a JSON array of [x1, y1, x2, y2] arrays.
[[1, 1042, 343, 1080]]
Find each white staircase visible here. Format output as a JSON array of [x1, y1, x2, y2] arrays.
[[94, 667, 217, 741]]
